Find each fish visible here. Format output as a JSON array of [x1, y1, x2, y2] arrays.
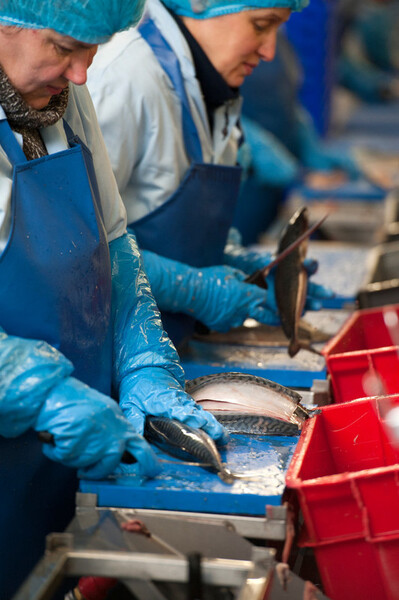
[[275, 207, 318, 357], [144, 416, 235, 484], [185, 372, 310, 429], [193, 318, 331, 347], [211, 414, 300, 436]]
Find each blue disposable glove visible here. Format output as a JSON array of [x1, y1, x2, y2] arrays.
[[141, 249, 281, 331], [239, 115, 300, 187], [338, 55, 399, 103], [295, 107, 360, 178], [110, 234, 228, 445], [224, 228, 334, 312], [0, 328, 159, 479], [35, 377, 160, 480]]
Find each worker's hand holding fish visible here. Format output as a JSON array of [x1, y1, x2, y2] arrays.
[[224, 227, 334, 312], [111, 236, 228, 447], [35, 378, 161, 480], [0, 329, 160, 480], [117, 367, 229, 445], [142, 250, 281, 331]]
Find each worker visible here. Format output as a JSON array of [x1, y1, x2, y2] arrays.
[[87, 0, 333, 349], [337, 0, 399, 103], [234, 30, 360, 243], [0, 0, 225, 595]]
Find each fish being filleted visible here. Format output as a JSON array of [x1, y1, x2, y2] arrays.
[[211, 413, 300, 436], [275, 207, 319, 358], [144, 416, 236, 484], [193, 318, 330, 347], [185, 372, 310, 432]]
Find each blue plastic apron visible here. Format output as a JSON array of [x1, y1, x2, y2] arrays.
[[131, 17, 242, 344], [0, 117, 112, 598]]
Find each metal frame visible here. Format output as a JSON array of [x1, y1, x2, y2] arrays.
[[13, 525, 275, 600], [76, 493, 288, 541], [13, 502, 329, 600]]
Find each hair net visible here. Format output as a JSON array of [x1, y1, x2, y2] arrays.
[[0, 0, 146, 43], [162, 0, 308, 18]]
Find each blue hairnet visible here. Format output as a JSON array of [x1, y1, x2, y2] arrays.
[[0, 0, 146, 43], [162, 0, 308, 18]]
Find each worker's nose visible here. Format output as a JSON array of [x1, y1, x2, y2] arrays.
[[258, 32, 278, 62], [64, 46, 98, 86]]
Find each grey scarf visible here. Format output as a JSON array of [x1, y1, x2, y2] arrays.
[[0, 65, 69, 161]]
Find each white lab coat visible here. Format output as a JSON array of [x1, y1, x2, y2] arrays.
[[0, 83, 127, 251], [87, 0, 243, 224]]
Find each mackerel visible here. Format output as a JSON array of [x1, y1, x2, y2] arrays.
[[185, 372, 310, 428], [275, 207, 318, 357], [144, 416, 235, 484], [212, 413, 300, 436]]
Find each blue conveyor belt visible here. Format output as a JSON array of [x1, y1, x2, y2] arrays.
[[326, 133, 399, 155], [293, 178, 385, 201], [180, 339, 327, 387], [80, 433, 298, 515], [344, 100, 399, 135], [179, 242, 366, 385]]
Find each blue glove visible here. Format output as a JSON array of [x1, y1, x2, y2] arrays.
[[239, 115, 300, 187], [295, 107, 360, 178], [338, 55, 399, 103], [110, 234, 228, 445], [224, 228, 334, 312], [141, 249, 281, 332], [0, 328, 159, 479], [35, 377, 160, 480]]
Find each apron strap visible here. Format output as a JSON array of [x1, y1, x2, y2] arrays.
[[139, 16, 203, 164], [0, 118, 27, 166], [0, 117, 78, 166], [63, 119, 76, 144]]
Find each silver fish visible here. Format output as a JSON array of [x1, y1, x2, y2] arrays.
[[144, 416, 235, 484], [185, 372, 310, 428], [193, 318, 330, 347], [212, 413, 300, 436], [275, 207, 319, 357]]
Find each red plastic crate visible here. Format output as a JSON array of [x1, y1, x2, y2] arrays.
[[322, 304, 399, 402], [286, 396, 399, 600]]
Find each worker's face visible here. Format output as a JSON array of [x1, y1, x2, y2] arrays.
[[0, 27, 98, 109], [182, 8, 291, 88]]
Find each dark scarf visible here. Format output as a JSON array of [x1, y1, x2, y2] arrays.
[[0, 65, 69, 161]]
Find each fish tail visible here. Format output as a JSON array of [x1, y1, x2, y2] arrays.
[[305, 343, 324, 357], [217, 469, 236, 485], [289, 339, 323, 357], [288, 339, 301, 357]]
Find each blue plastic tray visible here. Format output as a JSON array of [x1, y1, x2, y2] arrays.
[[80, 434, 299, 515]]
